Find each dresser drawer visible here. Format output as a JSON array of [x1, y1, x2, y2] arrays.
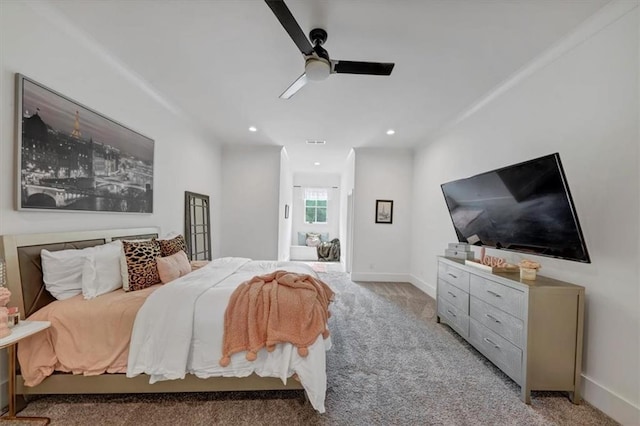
[[469, 319, 523, 385], [470, 275, 525, 319], [438, 262, 470, 293], [438, 297, 469, 339], [470, 296, 524, 348], [438, 279, 469, 314]]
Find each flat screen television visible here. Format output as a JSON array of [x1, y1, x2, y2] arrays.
[[441, 153, 590, 263]]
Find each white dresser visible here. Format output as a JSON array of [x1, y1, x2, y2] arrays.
[[436, 256, 585, 404]]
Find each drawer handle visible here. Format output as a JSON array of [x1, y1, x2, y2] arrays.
[[486, 290, 502, 298], [483, 337, 500, 349], [447, 309, 457, 318], [447, 291, 457, 298], [447, 272, 458, 279], [486, 313, 501, 324]]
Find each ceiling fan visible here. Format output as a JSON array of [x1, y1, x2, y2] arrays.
[[265, 0, 395, 99]]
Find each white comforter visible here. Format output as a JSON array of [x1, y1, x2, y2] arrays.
[[127, 257, 332, 412]]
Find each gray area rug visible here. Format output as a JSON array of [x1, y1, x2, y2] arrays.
[[18, 271, 616, 425]]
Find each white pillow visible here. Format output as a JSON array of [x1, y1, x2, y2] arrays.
[[81, 240, 123, 299], [41, 248, 87, 300]]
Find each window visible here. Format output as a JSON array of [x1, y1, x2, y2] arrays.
[[304, 188, 328, 224]]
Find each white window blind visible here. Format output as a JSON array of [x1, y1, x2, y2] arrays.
[[304, 187, 328, 200]]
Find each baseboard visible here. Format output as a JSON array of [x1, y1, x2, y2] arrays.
[[349, 272, 411, 282], [408, 274, 436, 299], [582, 374, 639, 426]]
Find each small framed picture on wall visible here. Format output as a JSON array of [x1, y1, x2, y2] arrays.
[[375, 200, 393, 224]]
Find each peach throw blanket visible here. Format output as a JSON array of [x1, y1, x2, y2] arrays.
[[219, 270, 334, 366]]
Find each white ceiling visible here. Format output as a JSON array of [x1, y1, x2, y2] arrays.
[[49, 0, 609, 173]]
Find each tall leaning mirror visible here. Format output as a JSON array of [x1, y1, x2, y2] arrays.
[[184, 191, 212, 261]]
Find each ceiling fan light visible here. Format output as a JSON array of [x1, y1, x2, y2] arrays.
[[305, 59, 330, 81]]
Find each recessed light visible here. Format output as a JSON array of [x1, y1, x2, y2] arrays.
[[248, 126, 257, 132], [386, 129, 395, 135], [314, 162, 321, 166]]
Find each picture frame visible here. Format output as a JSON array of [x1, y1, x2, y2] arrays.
[[16, 74, 154, 213], [284, 204, 290, 219], [375, 200, 393, 224]]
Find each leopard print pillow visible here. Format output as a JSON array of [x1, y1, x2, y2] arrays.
[[158, 235, 187, 257], [121, 240, 161, 291]]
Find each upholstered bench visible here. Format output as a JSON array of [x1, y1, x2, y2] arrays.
[[290, 245, 318, 261]]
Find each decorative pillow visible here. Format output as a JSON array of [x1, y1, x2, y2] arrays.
[[297, 232, 306, 246], [120, 240, 161, 292], [157, 250, 192, 284], [158, 234, 187, 257], [81, 240, 123, 299], [41, 248, 86, 300], [306, 234, 321, 247]]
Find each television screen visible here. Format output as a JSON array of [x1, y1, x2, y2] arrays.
[[441, 153, 590, 263]]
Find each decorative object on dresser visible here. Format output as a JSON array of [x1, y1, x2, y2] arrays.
[[16, 74, 154, 213], [444, 242, 474, 260], [464, 247, 518, 272], [436, 257, 584, 404], [464, 259, 519, 273], [518, 259, 541, 281]]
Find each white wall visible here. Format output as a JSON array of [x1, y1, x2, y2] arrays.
[[0, 0, 223, 409], [340, 150, 356, 271], [0, 1, 222, 241], [277, 148, 293, 261], [352, 148, 413, 281], [220, 145, 281, 260], [410, 5, 639, 424], [291, 172, 340, 245]]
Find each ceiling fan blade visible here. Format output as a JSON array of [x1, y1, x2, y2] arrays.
[[332, 60, 395, 76], [280, 73, 308, 99], [265, 0, 314, 56]]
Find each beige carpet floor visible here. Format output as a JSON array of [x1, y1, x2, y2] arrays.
[[15, 271, 617, 425]]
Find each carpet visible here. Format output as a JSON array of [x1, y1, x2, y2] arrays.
[[16, 271, 616, 425]]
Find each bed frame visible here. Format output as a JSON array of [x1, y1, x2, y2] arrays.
[[0, 227, 303, 396]]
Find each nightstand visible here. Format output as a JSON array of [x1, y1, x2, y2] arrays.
[[0, 320, 51, 424]]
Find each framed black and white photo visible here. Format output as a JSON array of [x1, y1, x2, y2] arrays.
[[375, 200, 393, 224], [16, 74, 154, 213]]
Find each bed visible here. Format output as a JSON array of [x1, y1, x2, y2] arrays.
[[0, 227, 332, 412]]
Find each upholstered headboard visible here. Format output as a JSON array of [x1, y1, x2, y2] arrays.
[[0, 227, 159, 319]]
